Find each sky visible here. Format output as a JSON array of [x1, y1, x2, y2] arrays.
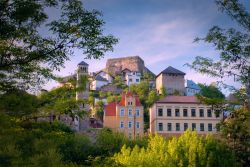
[[44, 0, 250, 95]]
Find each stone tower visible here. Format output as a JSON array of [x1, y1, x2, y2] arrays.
[[75, 61, 90, 131]]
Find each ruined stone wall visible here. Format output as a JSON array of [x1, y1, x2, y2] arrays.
[[106, 56, 145, 75]]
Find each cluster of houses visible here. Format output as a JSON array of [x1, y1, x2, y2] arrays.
[[59, 56, 222, 139]]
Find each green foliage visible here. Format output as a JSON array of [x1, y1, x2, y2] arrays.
[[130, 81, 150, 105], [219, 107, 250, 165], [160, 86, 167, 97], [146, 90, 159, 107], [112, 76, 127, 89], [113, 130, 238, 167], [0, 0, 118, 92], [199, 84, 225, 99], [0, 89, 39, 119]]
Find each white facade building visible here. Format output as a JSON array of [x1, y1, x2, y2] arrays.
[[90, 75, 109, 90], [149, 96, 222, 137], [125, 71, 141, 86], [96, 70, 113, 83]]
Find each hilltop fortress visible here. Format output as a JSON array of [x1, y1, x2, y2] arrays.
[[105, 56, 154, 75]]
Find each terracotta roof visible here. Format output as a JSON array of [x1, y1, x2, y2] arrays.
[[157, 96, 200, 104], [119, 92, 141, 106], [105, 101, 117, 116]]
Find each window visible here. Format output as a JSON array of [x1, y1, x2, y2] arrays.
[[191, 109, 196, 117], [136, 122, 140, 129], [200, 123, 204, 131], [129, 78, 132, 82], [207, 109, 212, 117], [192, 123, 196, 131], [158, 123, 163, 131], [136, 79, 140, 82], [120, 109, 125, 116], [208, 123, 212, 131], [136, 109, 140, 117], [158, 108, 163, 117], [183, 109, 188, 117], [176, 123, 180, 131], [167, 123, 172, 131], [199, 109, 204, 117], [167, 109, 172, 116], [184, 123, 188, 131], [128, 121, 132, 128], [128, 101, 133, 105], [120, 121, 124, 128], [128, 109, 133, 117], [175, 109, 180, 117]]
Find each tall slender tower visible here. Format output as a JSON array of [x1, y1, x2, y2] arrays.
[[75, 61, 90, 131]]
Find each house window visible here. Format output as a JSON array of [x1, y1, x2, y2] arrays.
[[167, 109, 172, 116], [128, 109, 133, 117], [200, 123, 204, 131], [184, 123, 188, 131], [199, 109, 204, 117], [136, 79, 140, 82], [191, 109, 196, 117], [128, 121, 132, 128], [207, 109, 212, 117], [175, 109, 180, 117], [167, 123, 172, 131], [158, 108, 163, 117], [176, 123, 180, 131], [128, 101, 133, 105], [120, 109, 125, 116], [136, 109, 140, 117], [120, 121, 124, 128], [208, 123, 212, 131], [158, 123, 163, 131], [192, 123, 196, 131], [136, 122, 140, 129], [183, 109, 188, 117], [129, 78, 132, 82]]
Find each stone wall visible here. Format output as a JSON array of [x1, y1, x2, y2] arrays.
[[106, 56, 146, 75]]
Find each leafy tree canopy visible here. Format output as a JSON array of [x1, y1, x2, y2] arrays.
[[0, 0, 118, 92]]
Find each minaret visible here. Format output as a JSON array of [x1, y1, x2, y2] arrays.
[[75, 61, 90, 131]]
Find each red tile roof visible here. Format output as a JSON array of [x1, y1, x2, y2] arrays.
[[105, 101, 116, 116], [157, 96, 200, 104], [119, 92, 141, 106]]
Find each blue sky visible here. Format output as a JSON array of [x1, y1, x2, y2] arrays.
[[44, 0, 250, 95]]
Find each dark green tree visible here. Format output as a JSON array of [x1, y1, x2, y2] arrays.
[[0, 0, 118, 92]]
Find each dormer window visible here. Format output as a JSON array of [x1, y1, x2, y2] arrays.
[[128, 101, 133, 105]]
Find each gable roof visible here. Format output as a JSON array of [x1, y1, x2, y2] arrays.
[[78, 61, 89, 66], [95, 75, 108, 82], [119, 92, 141, 106], [157, 66, 185, 77], [121, 68, 131, 72], [157, 96, 200, 104], [186, 80, 201, 90]]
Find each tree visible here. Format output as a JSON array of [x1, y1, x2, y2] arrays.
[[160, 86, 167, 97], [112, 76, 127, 89], [0, 0, 118, 92], [199, 83, 225, 99], [187, 0, 250, 165], [0, 89, 39, 119], [113, 130, 237, 167]]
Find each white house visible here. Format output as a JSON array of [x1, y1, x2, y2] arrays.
[[185, 80, 201, 96], [125, 71, 141, 86], [90, 75, 109, 90], [96, 70, 113, 83]]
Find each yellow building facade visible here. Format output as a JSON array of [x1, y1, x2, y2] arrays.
[[104, 92, 144, 139]]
